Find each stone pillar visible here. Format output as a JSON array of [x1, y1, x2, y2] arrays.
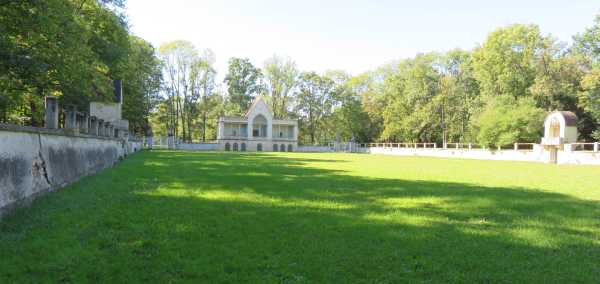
[[90, 116, 99, 136], [514, 143, 518, 151], [75, 112, 81, 131], [167, 129, 175, 149], [44, 96, 59, 129], [293, 123, 298, 141], [81, 113, 89, 134], [595, 142, 599, 153], [97, 119, 104, 136], [103, 122, 109, 137], [107, 123, 114, 138], [146, 136, 154, 149], [217, 119, 224, 140], [64, 105, 78, 134]]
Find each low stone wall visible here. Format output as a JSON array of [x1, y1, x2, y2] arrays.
[[557, 151, 600, 165], [297, 145, 332, 152], [368, 147, 545, 162], [367, 146, 600, 165], [176, 143, 219, 151], [0, 124, 140, 218]]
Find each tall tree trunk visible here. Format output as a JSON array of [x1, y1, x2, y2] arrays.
[[441, 98, 446, 146], [202, 112, 207, 142], [181, 100, 187, 142]]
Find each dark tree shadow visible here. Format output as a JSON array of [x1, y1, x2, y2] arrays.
[[1, 150, 599, 283]]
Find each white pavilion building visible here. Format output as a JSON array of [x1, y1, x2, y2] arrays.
[[216, 96, 298, 152]]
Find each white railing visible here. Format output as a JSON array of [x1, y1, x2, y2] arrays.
[[364, 142, 541, 152], [445, 143, 474, 149], [367, 143, 437, 149], [513, 143, 536, 151]]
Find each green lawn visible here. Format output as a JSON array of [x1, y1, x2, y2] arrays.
[[1, 151, 600, 283]]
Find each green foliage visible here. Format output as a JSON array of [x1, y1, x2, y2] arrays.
[[120, 36, 162, 135], [263, 55, 299, 118], [223, 58, 263, 112], [156, 41, 219, 142], [4, 5, 600, 143], [327, 70, 380, 143], [578, 66, 600, 140], [473, 96, 545, 147], [574, 14, 600, 64], [295, 72, 335, 144], [574, 14, 600, 140], [381, 53, 445, 142], [530, 49, 582, 111], [0, 0, 160, 132], [472, 24, 543, 99]]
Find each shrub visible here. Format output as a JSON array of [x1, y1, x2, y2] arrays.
[[473, 96, 545, 148]]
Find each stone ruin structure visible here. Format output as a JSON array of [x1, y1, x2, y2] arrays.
[[45, 80, 130, 139], [0, 79, 140, 219]]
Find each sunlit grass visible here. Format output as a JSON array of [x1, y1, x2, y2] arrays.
[[1, 150, 599, 282]]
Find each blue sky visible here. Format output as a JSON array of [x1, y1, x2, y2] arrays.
[[126, 0, 600, 78]]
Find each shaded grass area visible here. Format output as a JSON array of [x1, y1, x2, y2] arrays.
[[1, 151, 599, 283]]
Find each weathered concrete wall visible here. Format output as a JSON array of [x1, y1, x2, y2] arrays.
[[176, 143, 219, 151], [367, 146, 600, 165], [297, 145, 332, 152], [369, 147, 546, 162], [0, 124, 140, 218], [557, 150, 600, 165], [90, 101, 122, 122]]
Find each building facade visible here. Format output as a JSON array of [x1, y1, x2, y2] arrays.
[[217, 96, 298, 152]]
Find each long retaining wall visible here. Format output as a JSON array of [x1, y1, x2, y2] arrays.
[[292, 142, 600, 165], [368, 147, 546, 162], [176, 143, 219, 151], [0, 124, 141, 218], [297, 145, 332, 152], [367, 146, 600, 165]]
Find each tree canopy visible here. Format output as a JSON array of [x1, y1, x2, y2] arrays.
[[3, 4, 600, 146], [0, 0, 161, 132]]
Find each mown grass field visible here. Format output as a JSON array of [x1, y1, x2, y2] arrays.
[[1, 151, 599, 283]]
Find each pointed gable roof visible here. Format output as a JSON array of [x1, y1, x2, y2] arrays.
[[244, 96, 269, 118]]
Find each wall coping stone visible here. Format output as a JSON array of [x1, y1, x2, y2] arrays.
[[0, 123, 121, 141]]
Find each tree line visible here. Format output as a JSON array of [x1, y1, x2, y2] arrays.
[[0, 0, 162, 134], [2, 2, 600, 147], [155, 15, 600, 147]]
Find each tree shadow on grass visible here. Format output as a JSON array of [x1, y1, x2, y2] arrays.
[[1, 151, 599, 283]]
